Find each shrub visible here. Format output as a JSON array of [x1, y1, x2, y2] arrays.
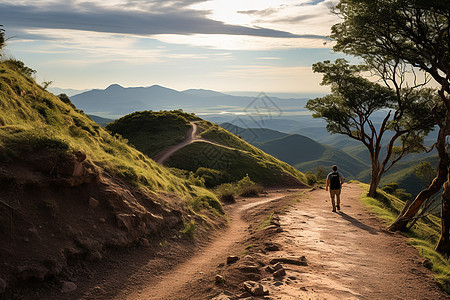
[[237, 174, 263, 197], [182, 220, 196, 237], [215, 183, 237, 203], [382, 183, 398, 194], [194, 167, 232, 187], [305, 171, 317, 185], [189, 194, 224, 215]]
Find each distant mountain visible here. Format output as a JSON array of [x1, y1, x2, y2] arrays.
[[87, 114, 114, 127], [220, 123, 369, 179], [48, 87, 89, 97], [70, 84, 310, 118]]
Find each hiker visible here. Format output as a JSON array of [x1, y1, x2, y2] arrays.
[[325, 165, 345, 212]]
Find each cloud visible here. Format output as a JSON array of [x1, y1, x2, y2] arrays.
[[0, 1, 306, 39]]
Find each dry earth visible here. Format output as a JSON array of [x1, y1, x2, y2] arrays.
[[90, 183, 447, 299], [13, 183, 449, 299]]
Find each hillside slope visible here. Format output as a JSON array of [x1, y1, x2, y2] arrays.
[[106, 112, 307, 188], [0, 60, 221, 295], [220, 124, 369, 179]]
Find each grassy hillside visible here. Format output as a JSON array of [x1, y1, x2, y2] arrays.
[[106, 110, 200, 157], [0, 60, 223, 294], [108, 112, 307, 187]]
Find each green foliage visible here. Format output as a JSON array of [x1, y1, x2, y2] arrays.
[[258, 212, 274, 230], [0, 60, 219, 216], [237, 174, 263, 196], [182, 220, 196, 237], [194, 167, 232, 188], [189, 194, 224, 215], [331, 0, 449, 89], [306, 59, 436, 195], [381, 182, 412, 202], [305, 171, 317, 185], [415, 161, 436, 187], [106, 110, 200, 157], [4, 59, 36, 78], [215, 184, 236, 203]]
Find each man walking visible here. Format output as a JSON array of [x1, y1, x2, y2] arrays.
[[326, 165, 345, 212]]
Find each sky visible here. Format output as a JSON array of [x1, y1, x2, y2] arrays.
[[1, 0, 343, 95]]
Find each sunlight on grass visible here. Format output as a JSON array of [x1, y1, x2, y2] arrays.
[[358, 182, 450, 292]]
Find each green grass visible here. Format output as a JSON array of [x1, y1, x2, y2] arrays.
[[166, 141, 305, 187], [106, 110, 201, 157], [182, 220, 196, 237], [258, 212, 274, 230], [358, 182, 450, 292], [0, 60, 218, 214]]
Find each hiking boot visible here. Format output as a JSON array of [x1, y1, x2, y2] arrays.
[[337, 205, 341, 210], [332, 209, 336, 212]]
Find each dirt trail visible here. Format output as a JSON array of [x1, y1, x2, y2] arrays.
[[112, 183, 447, 299], [261, 183, 447, 299], [153, 121, 234, 164], [117, 192, 288, 300]]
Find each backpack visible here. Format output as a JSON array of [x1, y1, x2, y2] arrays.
[[329, 171, 341, 190]]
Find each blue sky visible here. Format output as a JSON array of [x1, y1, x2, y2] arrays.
[[1, 0, 342, 95]]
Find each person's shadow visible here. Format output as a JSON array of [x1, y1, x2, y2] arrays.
[[338, 211, 379, 235]]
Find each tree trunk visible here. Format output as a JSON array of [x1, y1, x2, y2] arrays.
[[388, 125, 449, 231], [436, 178, 450, 256], [368, 164, 382, 198]]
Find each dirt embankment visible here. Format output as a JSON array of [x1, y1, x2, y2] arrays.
[[0, 150, 216, 299]]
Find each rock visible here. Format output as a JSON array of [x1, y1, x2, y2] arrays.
[[0, 278, 6, 293], [288, 276, 297, 280], [89, 197, 99, 209], [226, 256, 239, 265], [243, 281, 269, 296], [269, 256, 307, 266], [99, 218, 106, 223], [238, 292, 252, 298], [264, 225, 279, 231], [17, 265, 48, 281], [270, 219, 281, 227], [77, 237, 102, 251], [86, 251, 102, 262], [217, 262, 225, 268], [211, 292, 234, 300], [139, 238, 150, 247], [273, 268, 286, 278], [237, 264, 261, 273], [215, 274, 225, 284], [272, 262, 283, 272], [265, 265, 275, 273], [23, 237, 30, 243], [422, 258, 433, 270], [61, 281, 77, 293], [116, 213, 137, 231], [264, 242, 281, 251]]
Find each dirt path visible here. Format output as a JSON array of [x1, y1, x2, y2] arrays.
[[259, 183, 447, 299], [115, 191, 289, 299], [153, 121, 235, 164]]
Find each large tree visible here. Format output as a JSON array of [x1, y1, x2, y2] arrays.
[[307, 59, 435, 197], [331, 0, 450, 254]]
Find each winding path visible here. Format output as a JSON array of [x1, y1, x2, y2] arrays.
[[118, 192, 289, 300], [153, 121, 234, 164]]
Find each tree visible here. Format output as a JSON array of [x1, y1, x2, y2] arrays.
[[306, 59, 435, 197], [330, 0, 450, 254], [0, 25, 5, 51]]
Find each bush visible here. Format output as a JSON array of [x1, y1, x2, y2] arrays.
[[382, 183, 398, 194], [194, 167, 232, 187], [305, 171, 317, 185], [182, 220, 196, 237], [237, 174, 263, 197], [189, 194, 224, 215], [215, 183, 237, 203]]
